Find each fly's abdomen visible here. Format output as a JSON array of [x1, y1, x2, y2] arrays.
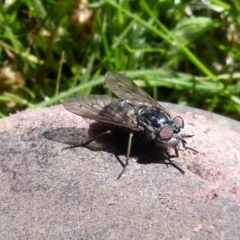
[[108, 100, 137, 125]]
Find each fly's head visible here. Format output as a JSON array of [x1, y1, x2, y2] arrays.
[[137, 107, 188, 148], [156, 115, 186, 148]]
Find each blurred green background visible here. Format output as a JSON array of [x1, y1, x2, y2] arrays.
[[0, 0, 240, 120]]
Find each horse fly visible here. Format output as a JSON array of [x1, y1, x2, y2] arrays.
[[63, 72, 196, 179]]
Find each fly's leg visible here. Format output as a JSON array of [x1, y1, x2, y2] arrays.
[[181, 139, 199, 153], [163, 135, 199, 174], [64, 130, 134, 180], [63, 130, 112, 149], [117, 132, 134, 179], [163, 150, 185, 174]]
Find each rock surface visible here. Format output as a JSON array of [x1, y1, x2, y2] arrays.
[[0, 103, 240, 239]]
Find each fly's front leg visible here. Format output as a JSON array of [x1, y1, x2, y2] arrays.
[[117, 132, 134, 179], [181, 139, 198, 153], [163, 149, 185, 174]]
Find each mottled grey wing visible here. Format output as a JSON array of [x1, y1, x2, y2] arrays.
[[63, 95, 139, 131], [105, 71, 164, 109]]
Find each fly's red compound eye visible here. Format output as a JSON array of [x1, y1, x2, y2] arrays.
[[159, 125, 174, 141], [173, 116, 184, 128]]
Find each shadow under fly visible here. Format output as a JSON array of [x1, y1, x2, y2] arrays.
[[63, 72, 197, 179]]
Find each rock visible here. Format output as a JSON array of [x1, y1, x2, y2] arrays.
[[0, 103, 239, 239]]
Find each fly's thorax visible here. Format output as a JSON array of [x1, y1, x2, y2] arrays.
[[136, 106, 172, 138]]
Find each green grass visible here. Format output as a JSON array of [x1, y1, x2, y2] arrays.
[[0, 0, 240, 120]]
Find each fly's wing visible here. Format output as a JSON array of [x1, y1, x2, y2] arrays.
[[105, 71, 165, 109], [63, 95, 139, 131]]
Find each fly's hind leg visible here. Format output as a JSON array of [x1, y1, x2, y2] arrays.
[[64, 130, 134, 180], [117, 132, 134, 179], [63, 130, 112, 149]]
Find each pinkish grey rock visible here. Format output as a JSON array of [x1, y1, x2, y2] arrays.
[[0, 103, 239, 239]]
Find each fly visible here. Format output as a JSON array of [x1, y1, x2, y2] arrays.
[[63, 72, 196, 178]]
